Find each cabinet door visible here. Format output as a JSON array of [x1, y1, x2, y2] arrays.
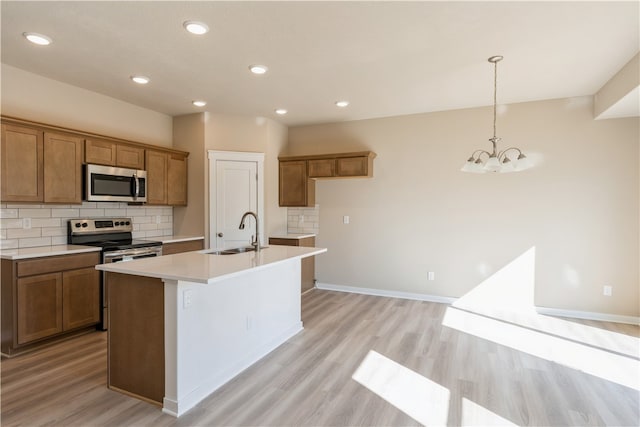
[[279, 161, 315, 207], [62, 267, 100, 331], [336, 156, 368, 177], [85, 139, 116, 165], [167, 153, 187, 206], [1, 124, 43, 202], [117, 144, 145, 169], [43, 132, 83, 204], [145, 150, 168, 205], [17, 273, 63, 344], [308, 159, 335, 178]]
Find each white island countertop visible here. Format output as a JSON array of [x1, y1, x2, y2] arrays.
[[96, 245, 326, 284]]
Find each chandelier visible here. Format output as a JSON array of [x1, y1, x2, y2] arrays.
[[461, 56, 532, 173]]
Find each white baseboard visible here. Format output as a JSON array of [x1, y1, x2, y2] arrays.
[[315, 282, 640, 325], [315, 282, 457, 305], [536, 306, 640, 326]]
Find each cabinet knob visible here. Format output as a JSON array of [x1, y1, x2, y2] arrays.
[[217, 232, 224, 238]]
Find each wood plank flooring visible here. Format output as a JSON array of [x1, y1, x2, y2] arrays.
[[1, 290, 638, 426]]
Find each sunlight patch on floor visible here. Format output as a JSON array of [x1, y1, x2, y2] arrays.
[[461, 397, 517, 426], [352, 350, 449, 426], [443, 306, 639, 390]]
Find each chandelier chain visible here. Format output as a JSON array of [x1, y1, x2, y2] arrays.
[[493, 59, 498, 139]]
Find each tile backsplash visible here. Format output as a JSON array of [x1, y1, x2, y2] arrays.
[[287, 205, 320, 234], [0, 202, 172, 249]]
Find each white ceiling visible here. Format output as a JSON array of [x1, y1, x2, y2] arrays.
[[1, 1, 638, 127]]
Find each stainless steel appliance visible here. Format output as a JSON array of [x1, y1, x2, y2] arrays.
[[68, 218, 162, 330], [85, 164, 147, 202]]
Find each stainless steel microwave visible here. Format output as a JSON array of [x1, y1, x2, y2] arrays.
[[85, 164, 147, 202]]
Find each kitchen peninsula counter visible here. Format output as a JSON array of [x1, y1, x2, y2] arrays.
[[96, 245, 326, 417]]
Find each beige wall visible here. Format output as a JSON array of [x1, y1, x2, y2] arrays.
[[173, 113, 207, 237], [594, 53, 640, 119], [288, 96, 639, 317], [1, 64, 173, 146], [174, 113, 288, 245]]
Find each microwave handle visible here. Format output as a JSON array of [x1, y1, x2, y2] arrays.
[[132, 174, 140, 199]]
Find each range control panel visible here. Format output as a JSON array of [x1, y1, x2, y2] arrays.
[[69, 218, 133, 234]]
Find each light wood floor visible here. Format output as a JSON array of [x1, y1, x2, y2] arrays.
[[1, 290, 639, 426]]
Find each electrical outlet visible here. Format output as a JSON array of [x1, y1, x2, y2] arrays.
[[299, 215, 304, 223], [183, 289, 193, 308], [22, 218, 31, 229], [428, 271, 435, 281], [343, 215, 350, 224], [155, 215, 161, 224], [603, 285, 612, 296]]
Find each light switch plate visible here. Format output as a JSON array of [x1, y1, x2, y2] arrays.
[[343, 215, 350, 224]]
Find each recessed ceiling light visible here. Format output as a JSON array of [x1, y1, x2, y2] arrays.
[[275, 109, 288, 115], [23, 32, 52, 46], [249, 65, 268, 75], [335, 100, 350, 108], [183, 21, 209, 35], [130, 75, 150, 85], [192, 100, 207, 107]]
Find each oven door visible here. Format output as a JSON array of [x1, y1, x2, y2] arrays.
[[86, 164, 147, 202], [100, 246, 162, 330]]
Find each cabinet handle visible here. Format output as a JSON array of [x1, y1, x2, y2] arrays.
[[217, 232, 223, 238]]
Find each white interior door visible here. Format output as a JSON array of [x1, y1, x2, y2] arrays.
[[208, 151, 265, 250], [216, 160, 257, 249]]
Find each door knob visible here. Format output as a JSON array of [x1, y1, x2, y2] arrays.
[[217, 232, 224, 238]]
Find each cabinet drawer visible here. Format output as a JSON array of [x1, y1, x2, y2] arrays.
[[17, 252, 100, 277], [269, 238, 300, 247], [162, 239, 204, 255]]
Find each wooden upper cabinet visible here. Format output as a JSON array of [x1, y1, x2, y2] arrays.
[[1, 124, 44, 202], [145, 150, 168, 205], [85, 139, 145, 169], [116, 144, 145, 169], [43, 132, 83, 204], [85, 138, 116, 166], [279, 160, 315, 207], [308, 159, 335, 178], [279, 151, 375, 207], [337, 156, 370, 177], [167, 153, 187, 206]]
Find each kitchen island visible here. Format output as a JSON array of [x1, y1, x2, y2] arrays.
[[96, 245, 326, 417]]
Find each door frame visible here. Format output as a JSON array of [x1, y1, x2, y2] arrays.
[[207, 150, 265, 249]]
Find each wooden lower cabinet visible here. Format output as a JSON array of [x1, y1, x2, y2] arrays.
[[62, 268, 101, 331], [162, 239, 204, 255], [268, 236, 316, 292], [17, 273, 63, 345], [1, 252, 101, 356]]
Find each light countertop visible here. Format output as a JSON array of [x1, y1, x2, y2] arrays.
[[269, 233, 316, 240], [143, 235, 205, 244], [96, 245, 326, 284], [0, 245, 101, 260]]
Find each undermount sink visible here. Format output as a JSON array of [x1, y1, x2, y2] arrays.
[[208, 246, 266, 255]]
